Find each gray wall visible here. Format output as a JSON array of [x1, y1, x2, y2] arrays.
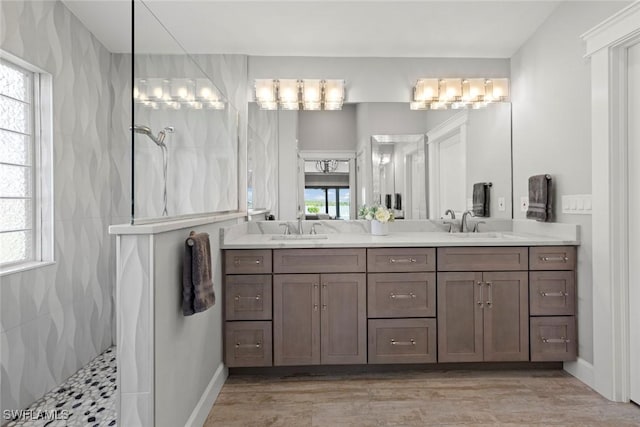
[[298, 104, 357, 151], [153, 219, 237, 427], [511, 0, 630, 365], [0, 0, 115, 414]]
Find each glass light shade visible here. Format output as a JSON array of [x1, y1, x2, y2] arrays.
[[491, 78, 509, 100], [409, 101, 428, 110], [255, 79, 276, 103], [302, 79, 322, 110], [430, 101, 448, 110], [462, 78, 486, 102], [323, 80, 344, 102], [414, 79, 439, 102], [146, 78, 164, 100], [277, 79, 300, 104], [323, 101, 342, 110], [196, 78, 221, 101], [207, 101, 226, 110], [439, 79, 462, 102]]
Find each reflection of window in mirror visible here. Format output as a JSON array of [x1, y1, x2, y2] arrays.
[[302, 159, 352, 220]]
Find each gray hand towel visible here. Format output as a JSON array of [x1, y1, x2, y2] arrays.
[[182, 232, 215, 316], [472, 183, 490, 217], [526, 174, 553, 222]]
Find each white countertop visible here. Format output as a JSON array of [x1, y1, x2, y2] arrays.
[[221, 231, 578, 249]]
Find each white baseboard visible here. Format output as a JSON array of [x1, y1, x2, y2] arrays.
[[564, 358, 595, 389], [185, 363, 228, 427]]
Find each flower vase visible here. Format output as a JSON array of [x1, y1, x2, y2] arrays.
[[371, 220, 389, 236]]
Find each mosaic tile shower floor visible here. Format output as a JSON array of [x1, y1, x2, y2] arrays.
[[5, 347, 117, 427]]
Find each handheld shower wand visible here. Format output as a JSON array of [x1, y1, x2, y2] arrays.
[[131, 124, 173, 147], [131, 124, 174, 216]]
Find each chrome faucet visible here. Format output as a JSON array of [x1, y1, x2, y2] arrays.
[[297, 212, 304, 234], [461, 210, 475, 233], [444, 209, 456, 219]]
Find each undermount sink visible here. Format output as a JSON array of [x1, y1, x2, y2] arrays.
[[270, 234, 329, 241], [453, 232, 522, 239]]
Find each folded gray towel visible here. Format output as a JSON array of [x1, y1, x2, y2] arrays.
[[526, 174, 553, 222], [182, 232, 215, 316], [472, 183, 490, 217]]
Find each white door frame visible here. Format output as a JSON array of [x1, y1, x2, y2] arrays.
[[426, 111, 469, 219], [581, 2, 640, 402]]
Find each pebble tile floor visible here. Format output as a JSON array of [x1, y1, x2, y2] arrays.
[[204, 369, 640, 426], [4, 347, 116, 427]]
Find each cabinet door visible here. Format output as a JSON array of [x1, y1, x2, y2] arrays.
[[437, 272, 484, 362], [320, 273, 367, 365], [273, 274, 320, 366], [482, 272, 529, 361]]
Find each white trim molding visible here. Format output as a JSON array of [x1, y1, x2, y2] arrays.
[[426, 111, 469, 219], [185, 364, 228, 427], [582, 1, 640, 402]]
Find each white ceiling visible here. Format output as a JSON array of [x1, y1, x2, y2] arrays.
[[62, 0, 560, 58]]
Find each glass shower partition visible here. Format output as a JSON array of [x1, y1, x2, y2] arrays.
[[131, 1, 240, 224]]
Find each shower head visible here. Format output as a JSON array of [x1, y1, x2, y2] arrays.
[[131, 124, 173, 147]]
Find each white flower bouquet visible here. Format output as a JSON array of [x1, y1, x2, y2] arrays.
[[358, 205, 395, 223]]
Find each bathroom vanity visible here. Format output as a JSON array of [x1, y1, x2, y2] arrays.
[[222, 222, 578, 369]]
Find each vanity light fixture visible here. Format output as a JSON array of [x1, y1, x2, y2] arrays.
[[411, 78, 509, 110], [254, 79, 345, 111], [133, 78, 226, 110]]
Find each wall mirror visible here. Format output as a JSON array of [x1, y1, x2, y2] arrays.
[[371, 134, 427, 219], [246, 102, 512, 220]]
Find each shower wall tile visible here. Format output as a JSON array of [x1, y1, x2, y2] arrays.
[[0, 0, 114, 416]]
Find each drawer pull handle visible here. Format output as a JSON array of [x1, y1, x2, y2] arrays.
[[541, 337, 570, 344], [391, 339, 416, 346], [234, 259, 262, 265], [234, 294, 262, 301], [477, 281, 484, 307], [539, 291, 568, 297], [540, 256, 568, 262], [235, 342, 261, 349], [390, 292, 416, 300], [390, 258, 417, 264]]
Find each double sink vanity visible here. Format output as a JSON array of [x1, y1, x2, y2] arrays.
[[222, 220, 578, 369]]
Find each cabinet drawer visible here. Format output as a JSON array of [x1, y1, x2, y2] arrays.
[[530, 246, 576, 270], [368, 318, 437, 364], [225, 275, 272, 320], [225, 321, 273, 367], [529, 271, 575, 316], [530, 316, 576, 362], [367, 248, 435, 272], [437, 247, 528, 271], [368, 273, 436, 318], [225, 250, 272, 274], [273, 249, 366, 273]]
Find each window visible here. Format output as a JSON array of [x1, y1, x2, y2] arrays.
[[304, 186, 350, 220], [0, 53, 52, 272]]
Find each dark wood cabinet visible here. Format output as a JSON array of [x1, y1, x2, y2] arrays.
[[273, 274, 320, 366], [437, 271, 529, 363], [273, 273, 366, 366]]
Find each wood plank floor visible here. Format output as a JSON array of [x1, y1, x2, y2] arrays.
[[204, 369, 640, 426]]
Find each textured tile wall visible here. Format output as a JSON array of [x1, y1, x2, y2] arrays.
[[0, 0, 115, 415]]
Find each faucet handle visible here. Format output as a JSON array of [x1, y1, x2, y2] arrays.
[[278, 223, 290, 235], [311, 223, 322, 235]]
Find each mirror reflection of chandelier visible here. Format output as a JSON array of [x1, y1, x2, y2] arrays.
[[315, 159, 339, 173]]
